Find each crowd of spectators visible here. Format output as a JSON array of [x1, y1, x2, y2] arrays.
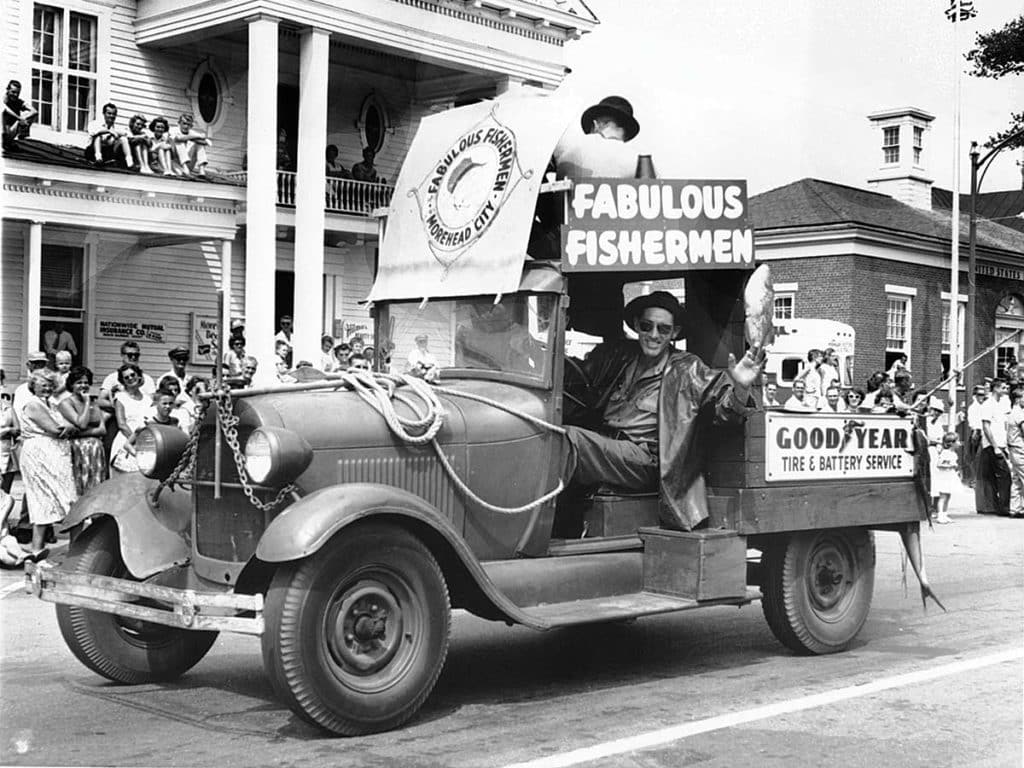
[[83, 103, 211, 177], [0, 342, 211, 566]]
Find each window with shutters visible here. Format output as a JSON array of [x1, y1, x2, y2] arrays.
[[31, 4, 98, 132]]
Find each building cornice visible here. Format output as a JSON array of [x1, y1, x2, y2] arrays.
[[755, 222, 1023, 269], [134, 0, 588, 86], [3, 165, 241, 240]]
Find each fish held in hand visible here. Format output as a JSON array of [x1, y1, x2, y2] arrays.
[[744, 264, 774, 349]]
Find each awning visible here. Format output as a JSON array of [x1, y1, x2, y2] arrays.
[[367, 92, 566, 302]]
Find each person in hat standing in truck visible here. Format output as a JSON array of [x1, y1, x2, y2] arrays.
[[559, 291, 764, 533], [555, 95, 640, 179]]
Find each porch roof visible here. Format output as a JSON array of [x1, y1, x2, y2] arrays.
[[3, 140, 243, 241]]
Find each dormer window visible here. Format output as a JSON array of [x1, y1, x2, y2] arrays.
[[882, 126, 899, 164]]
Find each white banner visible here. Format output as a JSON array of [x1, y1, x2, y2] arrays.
[[367, 93, 567, 302], [765, 412, 915, 482]]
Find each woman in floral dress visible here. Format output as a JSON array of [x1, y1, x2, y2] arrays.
[[18, 370, 77, 558], [57, 365, 107, 494]]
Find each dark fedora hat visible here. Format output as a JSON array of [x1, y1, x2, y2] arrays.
[[580, 95, 640, 142], [623, 291, 684, 336]]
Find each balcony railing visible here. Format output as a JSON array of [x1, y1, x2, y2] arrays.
[[224, 171, 394, 215]]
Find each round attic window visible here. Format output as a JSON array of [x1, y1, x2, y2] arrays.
[[197, 72, 219, 124], [357, 93, 391, 155], [189, 60, 229, 133]]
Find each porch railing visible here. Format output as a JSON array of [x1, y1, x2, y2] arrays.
[[224, 171, 394, 216]]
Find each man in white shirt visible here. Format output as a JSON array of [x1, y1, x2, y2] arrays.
[[977, 379, 1012, 515], [169, 112, 211, 177], [783, 379, 815, 412], [407, 334, 439, 379], [964, 384, 988, 488], [274, 316, 293, 346], [160, 346, 196, 394], [85, 102, 133, 168], [100, 341, 156, 405], [819, 385, 847, 412]]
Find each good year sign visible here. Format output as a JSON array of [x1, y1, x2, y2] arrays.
[[765, 412, 915, 482]]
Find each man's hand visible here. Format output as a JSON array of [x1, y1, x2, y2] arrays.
[[727, 344, 766, 391]]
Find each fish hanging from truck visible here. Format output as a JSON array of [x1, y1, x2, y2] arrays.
[[743, 264, 774, 349]]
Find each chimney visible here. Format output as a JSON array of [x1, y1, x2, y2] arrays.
[[866, 107, 935, 209]]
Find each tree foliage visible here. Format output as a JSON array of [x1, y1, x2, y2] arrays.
[[966, 15, 1024, 151], [966, 15, 1024, 79]]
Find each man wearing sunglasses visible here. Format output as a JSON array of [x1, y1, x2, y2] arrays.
[[561, 291, 764, 532], [100, 341, 155, 406]]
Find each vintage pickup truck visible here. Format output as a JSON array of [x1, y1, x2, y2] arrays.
[[27, 93, 934, 737]]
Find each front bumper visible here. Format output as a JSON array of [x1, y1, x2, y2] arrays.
[[25, 561, 264, 635]]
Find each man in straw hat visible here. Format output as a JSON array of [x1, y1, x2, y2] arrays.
[[560, 291, 764, 532]]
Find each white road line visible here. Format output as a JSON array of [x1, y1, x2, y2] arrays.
[[501, 647, 1024, 768]]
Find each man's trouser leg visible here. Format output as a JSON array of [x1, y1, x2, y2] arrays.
[[563, 426, 658, 491], [975, 447, 996, 513], [992, 452, 1011, 514]]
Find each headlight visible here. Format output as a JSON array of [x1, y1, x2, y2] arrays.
[[244, 427, 313, 486], [136, 425, 189, 480]]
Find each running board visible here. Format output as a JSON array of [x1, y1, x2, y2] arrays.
[[518, 588, 761, 628]]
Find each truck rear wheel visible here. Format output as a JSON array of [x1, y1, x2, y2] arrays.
[[56, 518, 218, 683], [761, 528, 874, 655], [261, 521, 450, 736]]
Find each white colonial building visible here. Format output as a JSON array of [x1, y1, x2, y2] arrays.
[[2, 0, 596, 383]]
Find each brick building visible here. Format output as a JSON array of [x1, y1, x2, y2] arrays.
[[750, 107, 1024, 398]]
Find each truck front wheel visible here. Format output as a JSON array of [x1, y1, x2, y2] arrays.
[[56, 518, 218, 683], [761, 528, 875, 655], [261, 521, 450, 736]]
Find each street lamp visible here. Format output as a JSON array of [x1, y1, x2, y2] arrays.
[[964, 127, 1024, 393]]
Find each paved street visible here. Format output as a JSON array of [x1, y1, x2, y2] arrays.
[[2, 485, 1022, 768]]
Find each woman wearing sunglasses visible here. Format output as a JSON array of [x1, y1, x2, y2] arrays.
[[109, 363, 150, 473]]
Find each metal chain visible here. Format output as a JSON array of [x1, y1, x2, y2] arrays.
[[155, 396, 212, 495], [215, 390, 295, 511]]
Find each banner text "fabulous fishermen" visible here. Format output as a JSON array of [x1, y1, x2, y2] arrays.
[[560, 179, 755, 272]]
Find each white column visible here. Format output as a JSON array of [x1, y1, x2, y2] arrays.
[[25, 221, 42, 357], [244, 15, 280, 377], [292, 27, 330, 365], [220, 239, 233, 339]]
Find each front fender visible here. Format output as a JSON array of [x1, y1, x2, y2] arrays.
[[60, 473, 191, 579], [256, 483, 466, 563]]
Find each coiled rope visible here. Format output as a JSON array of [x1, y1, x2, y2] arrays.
[[336, 371, 565, 514]]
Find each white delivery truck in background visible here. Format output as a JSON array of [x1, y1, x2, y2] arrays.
[[764, 318, 856, 391]]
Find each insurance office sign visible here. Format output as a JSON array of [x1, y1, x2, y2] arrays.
[[561, 179, 754, 271], [765, 412, 915, 482]]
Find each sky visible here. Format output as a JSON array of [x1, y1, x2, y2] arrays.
[[560, 0, 1023, 195]]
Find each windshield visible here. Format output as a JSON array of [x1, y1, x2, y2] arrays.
[[386, 293, 557, 383]]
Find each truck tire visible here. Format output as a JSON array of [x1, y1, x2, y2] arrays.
[[261, 521, 450, 736], [761, 528, 875, 655], [56, 518, 218, 683]]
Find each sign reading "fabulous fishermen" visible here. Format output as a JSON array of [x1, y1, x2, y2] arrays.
[[561, 179, 754, 271], [764, 413, 915, 482]]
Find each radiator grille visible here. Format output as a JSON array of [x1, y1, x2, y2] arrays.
[[337, 452, 460, 518]]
